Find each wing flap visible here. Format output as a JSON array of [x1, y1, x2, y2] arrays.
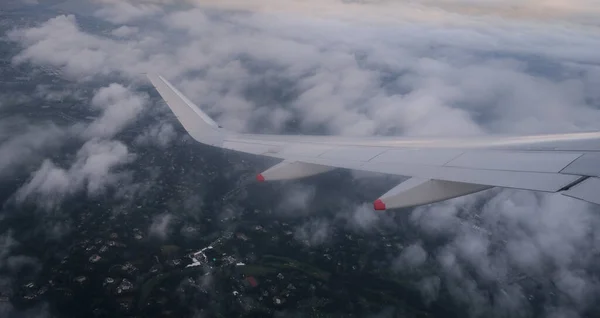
[[362, 161, 580, 192], [560, 153, 600, 176], [222, 141, 275, 155], [369, 148, 464, 166], [445, 151, 582, 173], [282, 156, 580, 192], [374, 177, 491, 210], [319, 146, 385, 162], [561, 177, 600, 205], [274, 144, 333, 157]]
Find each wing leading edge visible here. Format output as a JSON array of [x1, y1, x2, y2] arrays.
[[147, 74, 600, 210]]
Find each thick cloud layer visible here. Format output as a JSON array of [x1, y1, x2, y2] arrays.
[[3, 0, 600, 316], [8, 6, 600, 135], [403, 189, 600, 317]]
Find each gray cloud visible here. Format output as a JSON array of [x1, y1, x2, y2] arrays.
[[276, 184, 317, 216], [0, 231, 42, 311], [393, 241, 428, 270], [33, 84, 84, 102], [149, 214, 174, 240], [0, 119, 67, 178], [0, 91, 29, 111], [0, 231, 19, 268], [294, 218, 331, 246], [416, 276, 441, 306]]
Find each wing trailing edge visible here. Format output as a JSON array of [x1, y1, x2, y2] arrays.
[[561, 177, 600, 205]]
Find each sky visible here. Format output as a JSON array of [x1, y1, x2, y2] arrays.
[[2, 0, 600, 317]]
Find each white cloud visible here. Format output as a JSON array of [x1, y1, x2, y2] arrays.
[[393, 242, 428, 270], [8, 15, 112, 80], [409, 189, 600, 316], [84, 83, 146, 139], [9, 8, 600, 135], [5, 82, 146, 210], [346, 203, 381, 230], [10, 81, 146, 209], [111, 25, 139, 37], [16, 139, 133, 209], [134, 121, 177, 148]]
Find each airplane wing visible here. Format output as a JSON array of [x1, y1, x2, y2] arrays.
[[147, 73, 600, 210]]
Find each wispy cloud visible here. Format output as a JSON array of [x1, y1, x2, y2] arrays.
[[187, 0, 600, 26], [294, 218, 331, 246], [8, 6, 600, 135], [92, 0, 164, 24], [149, 213, 174, 240], [110, 25, 139, 37], [16, 139, 134, 209]]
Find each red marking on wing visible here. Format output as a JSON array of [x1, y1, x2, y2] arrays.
[[373, 199, 386, 211]]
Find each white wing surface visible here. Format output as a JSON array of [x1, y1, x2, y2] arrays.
[[147, 74, 600, 210]]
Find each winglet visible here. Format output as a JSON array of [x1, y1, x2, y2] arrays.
[[146, 73, 227, 146]]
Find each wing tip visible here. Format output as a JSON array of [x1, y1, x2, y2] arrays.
[[146, 72, 227, 146]]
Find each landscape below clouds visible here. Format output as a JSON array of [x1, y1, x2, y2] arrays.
[[2, 0, 600, 317]]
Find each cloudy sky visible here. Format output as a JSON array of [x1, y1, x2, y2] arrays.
[[2, 0, 600, 317]]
